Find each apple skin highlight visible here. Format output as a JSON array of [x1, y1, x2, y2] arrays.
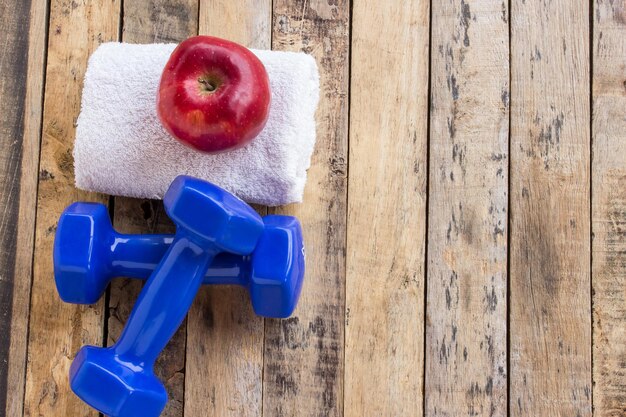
[[157, 36, 271, 154]]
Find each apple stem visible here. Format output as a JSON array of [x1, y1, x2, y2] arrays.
[[198, 78, 217, 92]]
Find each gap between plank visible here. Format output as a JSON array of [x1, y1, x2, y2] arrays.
[[341, 1, 354, 416], [181, 7, 200, 417], [588, 0, 594, 413], [260, 2, 274, 415], [421, 0, 434, 414], [506, 0, 512, 415]]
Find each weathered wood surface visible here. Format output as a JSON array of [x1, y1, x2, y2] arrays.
[[426, 0, 509, 416], [123, 0, 198, 44], [345, 1, 429, 415], [199, 0, 271, 47], [183, 1, 270, 416], [510, 0, 591, 416], [262, 1, 350, 416], [107, 2, 199, 417], [23, 0, 120, 416], [592, 1, 626, 416], [0, 0, 47, 415], [5, 0, 626, 415]]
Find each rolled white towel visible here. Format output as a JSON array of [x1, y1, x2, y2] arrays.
[[74, 42, 319, 206]]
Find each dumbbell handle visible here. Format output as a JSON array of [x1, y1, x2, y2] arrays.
[[114, 232, 218, 365], [110, 233, 249, 286]]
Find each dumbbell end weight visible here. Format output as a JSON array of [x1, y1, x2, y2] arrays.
[[70, 346, 167, 417], [54, 203, 114, 304], [249, 215, 305, 318]]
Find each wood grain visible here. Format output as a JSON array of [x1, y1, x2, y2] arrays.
[[199, 0, 271, 47], [123, 0, 198, 44], [0, 0, 47, 415], [592, 1, 626, 416], [183, 1, 270, 416], [426, 0, 508, 415], [344, 1, 429, 415], [23, 1, 120, 416], [262, 1, 349, 416], [15, 0, 626, 415], [510, 0, 591, 415], [107, 2, 198, 417], [0, 4, 31, 406]]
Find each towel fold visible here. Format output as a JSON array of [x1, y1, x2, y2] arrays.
[[74, 42, 319, 206]]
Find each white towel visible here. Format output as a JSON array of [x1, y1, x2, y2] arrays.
[[74, 42, 319, 206]]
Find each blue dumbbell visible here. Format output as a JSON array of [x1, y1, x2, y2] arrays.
[[54, 202, 304, 318], [69, 176, 266, 417]]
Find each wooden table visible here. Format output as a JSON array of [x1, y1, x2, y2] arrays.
[[0, 0, 624, 416]]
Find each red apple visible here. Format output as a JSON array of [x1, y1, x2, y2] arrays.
[[157, 36, 271, 153]]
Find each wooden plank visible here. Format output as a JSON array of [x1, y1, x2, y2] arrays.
[[0, 3, 31, 406], [344, 1, 429, 415], [123, 0, 198, 44], [510, 0, 591, 415], [0, 0, 47, 415], [107, 2, 198, 417], [199, 0, 271, 47], [592, 2, 626, 416], [262, 1, 350, 416], [183, 1, 270, 416], [23, 1, 120, 416], [426, 0, 508, 415]]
